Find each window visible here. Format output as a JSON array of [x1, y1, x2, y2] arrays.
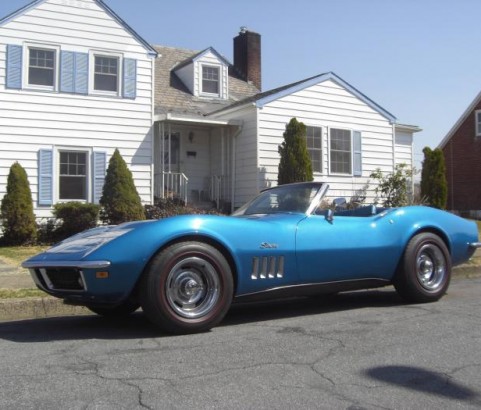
[[28, 47, 55, 87], [94, 56, 119, 92], [306, 126, 322, 173], [330, 128, 352, 174], [59, 151, 87, 200], [476, 110, 481, 136], [202, 66, 220, 94]]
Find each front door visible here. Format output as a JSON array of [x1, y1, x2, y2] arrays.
[[163, 132, 180, 173]]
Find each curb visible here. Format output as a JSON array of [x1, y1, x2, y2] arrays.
[[0, 297, 88, 321]]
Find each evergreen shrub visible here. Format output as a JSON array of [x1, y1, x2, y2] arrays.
[[0, 162, 37, 245]]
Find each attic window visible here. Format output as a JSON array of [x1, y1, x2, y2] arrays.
[[201, 65, 220, 95]]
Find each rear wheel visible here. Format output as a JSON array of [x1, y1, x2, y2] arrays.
[[140, 242, 234, 334], [394, 233, 451, 303]]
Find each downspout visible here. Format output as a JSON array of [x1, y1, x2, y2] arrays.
[[231, 122, 244, 213], [392, 123, 396, 171], [150, 57, 156, 205]]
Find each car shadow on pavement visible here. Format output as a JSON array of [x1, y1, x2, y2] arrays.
[[0, 288, 405, 342], [364, 365, 480, 404]]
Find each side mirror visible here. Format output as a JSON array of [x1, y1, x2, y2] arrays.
[[333, 197, 347, 210], [325, 209, 334, 223]]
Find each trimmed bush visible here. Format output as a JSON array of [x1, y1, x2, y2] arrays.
[[99, 149, 145, 224], [52, 202, 100, 241], [0, 162, 36, 245], [278, 118, 313, 185], [145, 199, 223, 219]]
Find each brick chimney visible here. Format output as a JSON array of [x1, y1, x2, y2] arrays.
[[233, 27, 261, 91]]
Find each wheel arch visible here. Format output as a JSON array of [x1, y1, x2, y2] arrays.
[[132, 234, 239, 298], [407, 227, 452, 254]]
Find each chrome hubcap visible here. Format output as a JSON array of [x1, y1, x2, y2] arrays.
[[416, 244, 446, 291], [166, 257, 220, 319]]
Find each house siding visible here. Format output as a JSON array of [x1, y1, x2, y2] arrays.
[[215, 105, 259, 207], [257, 79, 395, 201], [0, 0, 155, 218]]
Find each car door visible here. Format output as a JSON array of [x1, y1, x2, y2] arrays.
[[295, 213, 401, 283]]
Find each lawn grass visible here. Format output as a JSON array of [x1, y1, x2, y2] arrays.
[[0, 246, 47, 267], [0, 288, 46, 299]]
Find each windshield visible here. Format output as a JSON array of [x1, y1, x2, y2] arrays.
[[232, 183, 325, 216]]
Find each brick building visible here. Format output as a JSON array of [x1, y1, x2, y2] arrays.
[[438, 92, 481, 217]]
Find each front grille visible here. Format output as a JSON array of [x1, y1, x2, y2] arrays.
[[34, 267, 86, 291]]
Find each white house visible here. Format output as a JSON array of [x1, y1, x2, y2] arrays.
[[153, 30, 421, 210], [0, 0, 157, 219], [0, 1, 420, 219]]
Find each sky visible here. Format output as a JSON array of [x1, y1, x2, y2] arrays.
[[2, 0, 481, 172]]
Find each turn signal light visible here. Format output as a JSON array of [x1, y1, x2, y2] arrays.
[[96, 271, 109, 279]]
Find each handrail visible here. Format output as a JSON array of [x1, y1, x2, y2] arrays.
[[155, 172, 188, 204]]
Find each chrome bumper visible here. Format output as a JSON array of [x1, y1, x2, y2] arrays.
[[469, 242, 481, 249], [22, 260, 111, 269]]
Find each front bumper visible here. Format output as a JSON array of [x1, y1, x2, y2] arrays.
[[22, 260, 112, 300], [469, 242, 481, 249]]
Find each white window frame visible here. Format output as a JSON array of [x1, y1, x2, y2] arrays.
[[89, 50, 122, 97], [54, 147, 92, 203], [305, 125, 323, 174], [328, 127, 353, 176], [475, 110, 481, 137], [23, 43, 60, 91], [200, 64, 221, 97]]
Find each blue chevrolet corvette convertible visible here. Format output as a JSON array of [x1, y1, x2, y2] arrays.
[[23, 182, 480, 334]]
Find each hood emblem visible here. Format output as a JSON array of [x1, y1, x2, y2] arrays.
[[260, 242, 278, 249]]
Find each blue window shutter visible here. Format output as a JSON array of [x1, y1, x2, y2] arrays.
[[60, 52, 88, 94], [123, 58, 137, 99], [38, 149, 53, 206], [353, 131, 362, 176], [93, 152, 106, 204], [74, 52, 88, 94], [60, 51, 74, 92], [6, 45, 22, 89]]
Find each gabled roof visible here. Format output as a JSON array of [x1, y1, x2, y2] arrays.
[[0, 0, 157, 56], [173, 47, 231, 72], [153, 45, 259, 119], [438, 90, 481, 149], [209, 71, 397, 123]]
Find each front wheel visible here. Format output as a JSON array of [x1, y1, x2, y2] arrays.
[[140, 242, 234, 334], [394, 233, 451, 303]]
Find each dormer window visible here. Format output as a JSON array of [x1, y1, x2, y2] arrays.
[[202, 65, 220, 95]]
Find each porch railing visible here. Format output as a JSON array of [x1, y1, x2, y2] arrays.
[[210, 175, 227, 209], [154, 172, 189, 204]]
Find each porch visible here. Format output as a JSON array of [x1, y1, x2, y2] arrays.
[[153, 116, 241, 212]]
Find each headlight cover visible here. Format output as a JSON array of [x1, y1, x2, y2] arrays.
[[46, 226, 131, 256]]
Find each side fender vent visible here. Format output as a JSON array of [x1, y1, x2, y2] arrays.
[[251, 256, 284, 280]]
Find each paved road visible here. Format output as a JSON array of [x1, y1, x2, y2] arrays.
[[1, 277, 480, 409]]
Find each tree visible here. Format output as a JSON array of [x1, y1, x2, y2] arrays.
[[278, 118, 313, 185], [0, 162, 37, 245], [99, 149, 145, 224], [421, 147, 447, 209], [370, 163, 414, 207]]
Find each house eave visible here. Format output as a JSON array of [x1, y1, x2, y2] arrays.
[[0, 0, 158, 57], [438, 90, 481, 149], [395, 123, 422, 133], [154, 113, 237, 126], [255, 72, 397, 124]]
